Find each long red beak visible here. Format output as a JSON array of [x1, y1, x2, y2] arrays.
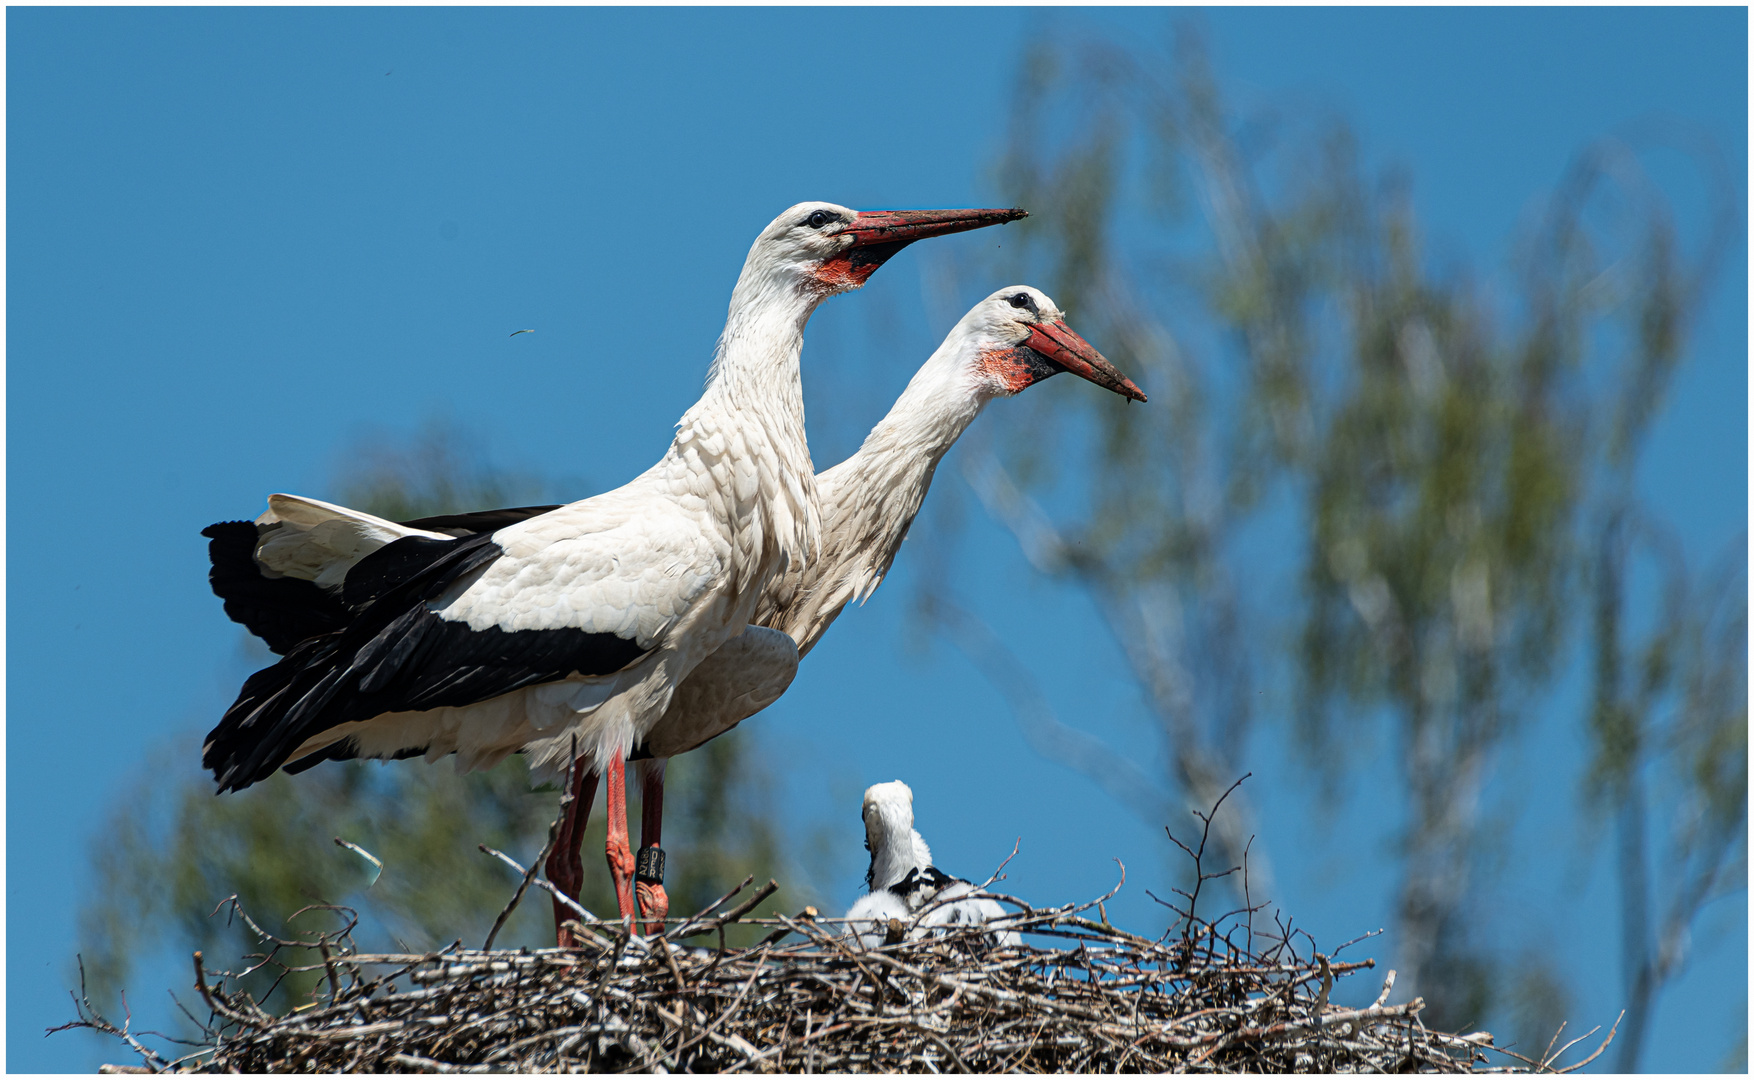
[[842, 207, 1028, 248], [1023, 320, 1147, 402], [817, 207, 1027, 293]]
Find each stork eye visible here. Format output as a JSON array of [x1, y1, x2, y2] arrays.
[[805, 209, 839, 229], [1008, 293, 1033, 310]]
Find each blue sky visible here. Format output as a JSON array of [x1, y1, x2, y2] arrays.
[[8, 7, 1745, 1072]]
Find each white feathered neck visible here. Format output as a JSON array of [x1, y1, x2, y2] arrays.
[[662, 250, 826, 608], [863, 780, 936, 891], [759, 315, 994, 652]]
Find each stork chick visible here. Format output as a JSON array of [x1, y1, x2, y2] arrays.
[[845, 780, 1019, 947]]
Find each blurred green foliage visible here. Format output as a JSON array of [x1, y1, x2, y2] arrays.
[[930, 20, 1746, 1058], [77, 419, 836, 1027]]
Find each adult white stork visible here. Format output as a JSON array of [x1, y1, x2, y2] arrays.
[[844, 780, 1020, 947], [200, 201, 1025, 932]]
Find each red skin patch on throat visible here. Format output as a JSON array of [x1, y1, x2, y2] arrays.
[[978, 347, 1043, 395], [809, 254, 882, 296]]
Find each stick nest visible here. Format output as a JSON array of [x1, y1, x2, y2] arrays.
[[71, 874, 1611, 1074], [68, 779, 1617, 1072]]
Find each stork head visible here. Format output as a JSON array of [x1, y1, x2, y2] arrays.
[[747, 202, 1027, 299], [862, 780, 934, 891], [957, 286, 1147, 403]]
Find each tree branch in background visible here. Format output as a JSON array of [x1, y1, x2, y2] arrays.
[[916, 589, 1170, 830], [955, 447, 1274, 906], [944, 17, 1742, 1042], [1590, 513, 1747, 1071]]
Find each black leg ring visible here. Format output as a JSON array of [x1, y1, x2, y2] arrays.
[[635, 846, 665, 885]]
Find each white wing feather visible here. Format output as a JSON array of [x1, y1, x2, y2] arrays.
[[252, 493, 449, 588]]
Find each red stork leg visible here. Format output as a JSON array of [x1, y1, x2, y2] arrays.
[[546, 762, 600, 948], [635, 758, 669, 935], [603, 756, 639, 922]]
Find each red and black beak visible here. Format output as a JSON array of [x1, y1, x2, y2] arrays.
[[819, 207, 1027, 291], [1020, 319, 1147, 402], [843, 207, 1027, 249]]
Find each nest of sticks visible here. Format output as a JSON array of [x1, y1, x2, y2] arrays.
[[70, 881, 1615, 1074], [68, 780, 1619, 1073]]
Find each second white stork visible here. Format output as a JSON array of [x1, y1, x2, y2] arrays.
[[200, 201, 1025, 933]]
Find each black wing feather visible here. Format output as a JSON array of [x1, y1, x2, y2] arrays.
[[202, 522, 352, 653], [889, 865, 963, 907], [203, 530, 647, 792], [201, 505, 563, 651]]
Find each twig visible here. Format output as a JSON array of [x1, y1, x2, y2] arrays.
[[977, 839, 1023, 890], [316, 937, 342, 1008], [476, 846, 599, 926], [1555, 1012, 1624, 1074], [595, 916, 633, 999], [673, 880, 780, 940], [672, 875, 756, 933], [1373, 969, 1397, 1008], [190, 952, 260, 1031], [332, 837, 384, 887], [755, 907, 819, 948], [482, 740, 579, 951]]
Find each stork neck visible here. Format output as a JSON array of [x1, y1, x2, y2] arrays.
[[867, 823, 934, 892], [833, 342, 989, 516], [663, 273, 821, 613], [866, 352, 989, 465], [769, 341, 990, 656], [701, 272, 822, 402]]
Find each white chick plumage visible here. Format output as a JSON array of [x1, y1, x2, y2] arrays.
[[844, 780, 1019, 948]]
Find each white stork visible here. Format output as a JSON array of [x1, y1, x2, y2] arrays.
[[844, 780, 1020, 947], [200, 201, 1026, 934]]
